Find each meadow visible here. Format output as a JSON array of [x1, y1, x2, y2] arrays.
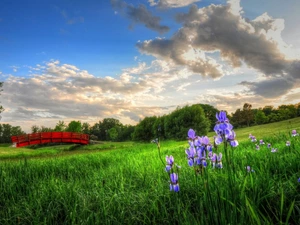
[[0, 118, 300, 224]]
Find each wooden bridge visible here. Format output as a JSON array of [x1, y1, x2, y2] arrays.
[[11, 132, 89, 147]]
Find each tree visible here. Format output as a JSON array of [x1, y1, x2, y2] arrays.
[[31, 125, 40, 133], [278, 104, 297, 119], [197, 104, 219, 131], [82, 122, 91, 134], [242, 103, 254, 127], [254, 110, 268, 125], [231, 108, 245, 128], [108, 127, 118, 141], [117, 125, 135, 141], [262, 105, 274, 116], [132, 116, 157, 142], [153, 115, 167, 140], [65, 121, 82, 133], [164, 104, 210, 140], [0, 124, 25, 143], [90, 118, 122, 141], [54, 120, 66, 131]]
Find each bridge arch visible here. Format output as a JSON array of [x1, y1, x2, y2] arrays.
[[11, 132, 89, 147]]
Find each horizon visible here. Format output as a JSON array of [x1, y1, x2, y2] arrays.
[[1, 0, 300, 133]]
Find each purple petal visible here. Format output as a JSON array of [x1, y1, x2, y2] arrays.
[[173, 184, 180, 192], [215, 136, 223, 145], [230, 140, 239, 147], [165, 165, 171, 172], [170, 173, 178, 183], [188, 159, 194, 167], [188, 129, 196, 139]]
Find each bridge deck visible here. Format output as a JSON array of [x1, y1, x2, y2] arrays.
[[11, 132, 89, 147]]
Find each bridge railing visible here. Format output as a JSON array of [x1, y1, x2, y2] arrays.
[[11, 132, 89, 147]]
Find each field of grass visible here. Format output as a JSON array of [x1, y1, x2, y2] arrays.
[[0, 118, 300, 224]]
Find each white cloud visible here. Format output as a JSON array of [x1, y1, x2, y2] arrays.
[[148, 0, 200, 8]]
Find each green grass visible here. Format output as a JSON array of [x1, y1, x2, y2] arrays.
[[0, 119, 300, 224]]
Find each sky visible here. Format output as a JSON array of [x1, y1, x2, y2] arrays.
[[0, 0, 300, 133]]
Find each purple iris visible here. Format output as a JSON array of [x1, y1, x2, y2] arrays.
[[197, 149, 207, 167], [251, 136, 257, 142], [267, 143, 271, 148], [286, 141, 291, 146], [298, 178, 300, 183], [188, 129, 196, 139], [291, 130, 298, 137], [227, 130, 239, 147], [211, 153, 217, 168], [196, 136, 213, 152], [214, 111, 238, 147], [217, 153, 223, 168], [259, 140, 265, 145], [271, 148, 278, 153], [246, 166, 255, 173], [186, 146, 196, 167], [165, 155, 174, 172], [214, 111, 233, 137], [255, 144, 260, 150], [169, 173, 179, 192]]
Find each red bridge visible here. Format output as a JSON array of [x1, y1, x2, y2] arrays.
[[11, 132, 89, 147]]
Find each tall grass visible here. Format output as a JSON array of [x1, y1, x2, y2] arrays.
[[0, 130, 300, 224]]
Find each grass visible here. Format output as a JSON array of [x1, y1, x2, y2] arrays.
[[0, 118, 300, 224]]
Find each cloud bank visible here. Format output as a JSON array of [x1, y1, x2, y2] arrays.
[[137, 0, 300, 97], [111, 0, 170, 34]]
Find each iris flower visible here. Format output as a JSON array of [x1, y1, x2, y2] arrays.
[[165, 155, 174, 172], [271, 148, 278, 153], [170, 173, 179, 192], [292, 130, 299, 137]]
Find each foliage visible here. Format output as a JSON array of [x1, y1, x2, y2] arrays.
[[54, 120, 67, 131], [164, 104, 210, 140], [0, 124, 25, 143], [197, 103, 219, 131], [132, 116, 157, 142], [254, 110, 268, 125], [65, 121, 82, 133], [108, 127, 118, 141]]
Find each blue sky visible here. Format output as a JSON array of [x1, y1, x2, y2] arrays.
[[1, 0, 300, 132]]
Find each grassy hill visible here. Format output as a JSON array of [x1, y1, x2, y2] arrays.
[[0, 118, 299, 224]]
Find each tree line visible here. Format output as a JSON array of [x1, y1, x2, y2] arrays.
[[0, 80, 299, 143]]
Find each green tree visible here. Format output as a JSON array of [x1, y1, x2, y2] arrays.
[[268, 113, 280, 122], [91, 118, 122, 141], [65, 121, 82, 133], [54, 120, 66, 131], [198, 104, 219, 131], [231, 108, 243, 128], [82, 122, 91, 134], [164, 105, 210, 140], [117, 125, 135, 141], [242, 103, 254, 127], [31, 125, 40, 133], [40, 126, 53, 132], [132, 116, 157, 142], [1, 124, 12, 143], [278, 104, 297, 119], [254, 110, 268, 125], [262, 105, 274, 116], [153, 115, 167, 140], [108, 127, 118, 141]]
